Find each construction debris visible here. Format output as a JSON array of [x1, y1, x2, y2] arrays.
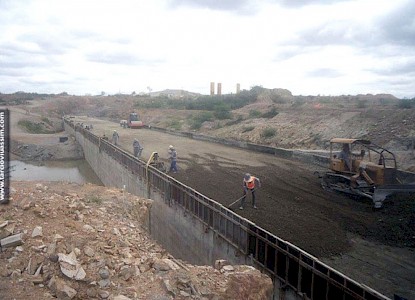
[[1, 233, 23, 249], [0, 181, 273, 299]]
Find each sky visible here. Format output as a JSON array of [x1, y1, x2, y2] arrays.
[[0, 0, 414, 98]]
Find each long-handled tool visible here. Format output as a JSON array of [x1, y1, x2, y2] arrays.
[[227, 189, 256, 209]]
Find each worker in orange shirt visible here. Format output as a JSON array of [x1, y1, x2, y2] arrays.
[[240, 173, 261, 210]]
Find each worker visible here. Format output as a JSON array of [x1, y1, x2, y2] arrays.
[[167, 145, 178, 173], [240, 173, 261, 210], [338, 144, 352, 170], [112, 130, 119, 145], [133, 139, 143, 158]]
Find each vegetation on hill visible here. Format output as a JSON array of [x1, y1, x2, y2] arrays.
[[3, 87, 415, 170]]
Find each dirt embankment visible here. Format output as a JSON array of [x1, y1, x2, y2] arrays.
[[0, 181, 273, 300], [6, 107, 84, 161]]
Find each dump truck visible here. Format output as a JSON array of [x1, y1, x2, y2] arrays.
[[317, 138, 415, 208], [127, 113, 144, 128]]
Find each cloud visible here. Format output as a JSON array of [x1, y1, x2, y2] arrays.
[[307, 68, 343, 78], [297, 21, 365, 46], [277, 0, 349, 8], [166, 0, 258, 14], [0, 43, 57, 71], [168, 0, 351, 11], [370, 60, 415, 76], [376, 0, 415, 46], [0, 0, 414, 98], [86, 50, 160, 66]]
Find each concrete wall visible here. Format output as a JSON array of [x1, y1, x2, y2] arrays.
[[150, 197, 249, 266]]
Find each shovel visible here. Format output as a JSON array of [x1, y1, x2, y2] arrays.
[[227, 189, 256, 209]]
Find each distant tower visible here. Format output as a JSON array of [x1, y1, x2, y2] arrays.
[[236, 83, 240, 94], [210, 82, 215, 95], [217, 83, 222, 95]]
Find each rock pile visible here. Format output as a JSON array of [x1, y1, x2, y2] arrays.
[[0, 181, 273, 299]]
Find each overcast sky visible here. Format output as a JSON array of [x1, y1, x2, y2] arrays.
[[0, 0, 414, 97]]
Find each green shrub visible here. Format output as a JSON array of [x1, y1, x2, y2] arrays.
[[261, 107, 278, 118], [270, 94, 287, 104], [213, 109, 232, 120], [242, 126, 255, 132], [356, 100, 367, 108], [379, 98, 393, 106], [261, 128, 276, 139], [18, 120, 54, 134], [167, 119, 182, 130], [86, 195, 103, 204], [225, 115, 244, 126], [291, 99, 305, 107], [189, 112, 214, 130], [212, 103, 232, 119], [41, 117, 53, 126], [134, 87, 260, 111], [397, 99, 415, 109], [249, 110, 262, 118], [319, 98, 331, 104]]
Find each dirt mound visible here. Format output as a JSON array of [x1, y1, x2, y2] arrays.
[[174, 154, 415, 256], [0, 181, 273, 300]]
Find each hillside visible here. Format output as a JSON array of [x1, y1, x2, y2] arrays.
[[3, 89, 415, 171]]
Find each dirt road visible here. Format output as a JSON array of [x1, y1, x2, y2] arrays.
[[75, 116, 415, 299]]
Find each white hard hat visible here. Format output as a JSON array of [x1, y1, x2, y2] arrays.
[[169, 145, 174, 149]]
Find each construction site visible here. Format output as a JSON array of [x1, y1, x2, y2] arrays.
[[2, 91, 415, 300]]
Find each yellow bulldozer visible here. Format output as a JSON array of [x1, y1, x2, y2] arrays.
[[317, 138, 415, 208]]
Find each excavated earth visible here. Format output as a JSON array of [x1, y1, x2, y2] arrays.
[[3, 101, 415, 299], [0, 181, 273, 300], [74, 115, 415, 300]]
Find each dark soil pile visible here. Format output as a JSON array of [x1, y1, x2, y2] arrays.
[[175, 154, 415, 257]]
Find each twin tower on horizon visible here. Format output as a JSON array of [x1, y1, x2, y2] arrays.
[[210, 82, 241, 96]]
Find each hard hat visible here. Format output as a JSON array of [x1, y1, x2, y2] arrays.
[[244, 173, 253, 182], [169, 145, 174, 149]]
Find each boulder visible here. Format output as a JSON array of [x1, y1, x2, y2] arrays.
[[220, 269, 273, 300], [31, 226, 43, 238], [57, 252, 86, 280]]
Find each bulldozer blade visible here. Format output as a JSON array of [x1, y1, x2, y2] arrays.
[[373, 184, 415, 208]]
